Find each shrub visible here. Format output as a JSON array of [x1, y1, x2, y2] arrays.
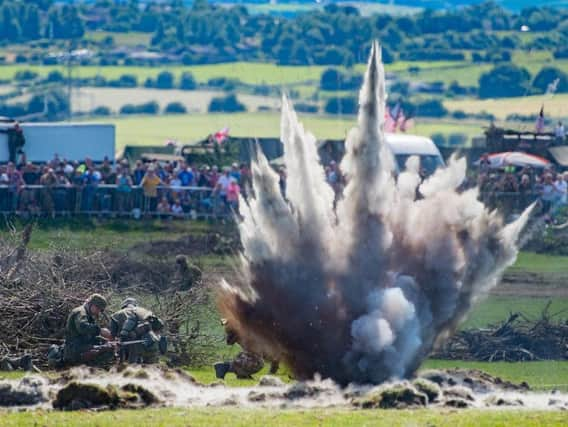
[[109, 74, 138, 88], [46, 70, 64, 83], [415, 99, 447, 117], [208, 94, 246, 113], [164, 102, 187, 114], [14, 70, 39, 81], [179, 72, 196, 90], [324, 97, 357, 115], [92, 106, 111, 116], [155, 71, 174, 89]]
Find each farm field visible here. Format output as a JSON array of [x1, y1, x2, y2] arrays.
[[72, 87, 281, 114], [445, 93, 568, 121], [3, 52, 565, 88], [80, 112, 483, 151]]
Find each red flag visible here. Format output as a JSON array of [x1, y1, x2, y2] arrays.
[[214, 127, 230, 144], [384, 109, 396, 132]]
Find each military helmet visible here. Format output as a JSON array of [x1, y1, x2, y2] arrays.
[[121, 297, 137, 309], [87, 293, 108, 310]]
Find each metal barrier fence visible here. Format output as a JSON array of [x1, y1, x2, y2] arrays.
[[0, 185, 548, 219], [0, 185, 234, 219]]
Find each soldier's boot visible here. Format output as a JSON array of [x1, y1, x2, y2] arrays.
[[0, 358, 15, 371], [214, 362, 231, 379]]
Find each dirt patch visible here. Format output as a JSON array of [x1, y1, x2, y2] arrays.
[[497, 271, 568, 297]]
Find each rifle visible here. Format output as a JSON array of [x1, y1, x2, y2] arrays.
[[81, 340, 147, 363]]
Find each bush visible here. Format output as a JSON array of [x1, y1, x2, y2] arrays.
[[207, 77, 238, 91], [293, 103, 319, 113], [14, 70, 39, 81], [479, 64, 531, 99], [179, 72, 196, 90], [415, 99, 447, 117], [46, 71, 64, 83], [208, 94, 246, 113], [533, 67, 568, 93], [324, 97, 358, 115], [164, 102, 187, 114], [92, 106, 111, 116], [120, 101, 160, 115], [155, 71, 174, 89], [109, 74, 138, 88]]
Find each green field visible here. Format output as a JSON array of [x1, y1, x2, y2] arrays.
[[1, 407, 565, 427], [79, 112, 483, 152], [0, 63, 328, 86], [446, 94, 568, 120]]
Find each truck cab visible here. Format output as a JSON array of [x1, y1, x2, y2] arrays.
[[384, 133, 445, 176]]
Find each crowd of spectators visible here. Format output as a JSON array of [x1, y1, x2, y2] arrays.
[[0, 151, 566, 220], [472, 155, 567, 218], [0, 154, 255, 218]]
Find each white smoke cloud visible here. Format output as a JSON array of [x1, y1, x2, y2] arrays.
[[219, 41, 531, 385]]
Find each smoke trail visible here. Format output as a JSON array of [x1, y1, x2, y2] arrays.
[[218, 41, 531, 385]]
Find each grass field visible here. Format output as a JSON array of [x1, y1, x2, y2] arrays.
[[72, 87, 281, 114], [1, 407, 566, 427], [445, 93, 568, 120], [0, 63, 328, 86], [78, 112, 483, 152]]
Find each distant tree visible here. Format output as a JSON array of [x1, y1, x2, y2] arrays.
[[478, 64, 531, 99], [164, 102, 187, 114], [533, 67, 568, 94], [324, 97, 357, 115], [415, 99, 447, 117], [208, 94, 246, 113], [14, 70, 38, 81], [430, 133, 447, 147], [46, 70, 64, 82], [155, 71, 174, 89], [92, 106, 111, 116], [320, 68, 343, 91], [22, 4, 41, 40], [179, 72, 196, 90]]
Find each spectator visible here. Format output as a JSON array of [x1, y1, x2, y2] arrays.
[[554, 172, 567, 206], [540, 174, 556, 214], [133, 161, 146, 185], [157, 196, 171, 215], [217, 167, 232, 205], [171, 199, 184, 217], [230, 163, 241, 183], [141, 165, 162, 212], [115, 167, 133, 213], [178, 165, 194, 187], [555, 121, 565, 144], [226, 178, 240, 210], [39, 167, 57, 214]]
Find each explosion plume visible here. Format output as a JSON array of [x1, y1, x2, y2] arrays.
[[218, 41, 531, 385]]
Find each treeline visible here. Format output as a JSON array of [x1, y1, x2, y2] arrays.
[[0, 1, 567, 66]]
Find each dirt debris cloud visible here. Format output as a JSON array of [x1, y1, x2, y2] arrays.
[[218, 41, 532, 385]]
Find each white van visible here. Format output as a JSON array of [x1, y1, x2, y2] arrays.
[[384, 133, 445, 176]]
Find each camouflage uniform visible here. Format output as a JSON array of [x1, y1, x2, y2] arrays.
[[110, 299, 162, 364], [63, 295, 111, 366], [214, 319, 274, 380], [231, 352, 265, 379]]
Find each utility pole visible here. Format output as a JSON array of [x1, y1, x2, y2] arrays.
[[67, 41, 73, 121]]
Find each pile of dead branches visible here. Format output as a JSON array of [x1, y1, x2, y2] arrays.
[[433, 304, 568, 362], [0, 225, 215, 367]]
